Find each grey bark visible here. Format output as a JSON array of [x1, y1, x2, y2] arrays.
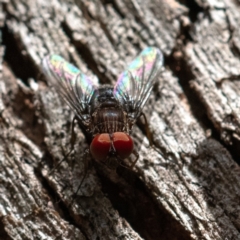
[[1, 0, 240, 239]]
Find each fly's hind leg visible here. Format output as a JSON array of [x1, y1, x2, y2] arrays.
[[140, 112, 163, 157], [49, 115, 78, 175], [140, 112, 154, 147]]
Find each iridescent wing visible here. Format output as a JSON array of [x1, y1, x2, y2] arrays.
[[113, 47, 163, 120], [42, 55, 97, 126]]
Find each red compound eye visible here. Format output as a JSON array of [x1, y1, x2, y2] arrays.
[[90, 134, 111, 161], [113, 132, 134, 159], [90, 132, 134, 161]]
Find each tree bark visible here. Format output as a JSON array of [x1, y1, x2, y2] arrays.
[[1, 0, 240, 239]]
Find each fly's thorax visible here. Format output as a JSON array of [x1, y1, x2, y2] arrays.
[[89, 85, 128, 134], [89, 85, 115, 114], [92, 106, 127, 134]]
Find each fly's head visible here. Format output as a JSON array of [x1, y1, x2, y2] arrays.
[[90, 132, 134, 165]]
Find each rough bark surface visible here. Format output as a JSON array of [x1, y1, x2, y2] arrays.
[[1, 0, 240, 239]]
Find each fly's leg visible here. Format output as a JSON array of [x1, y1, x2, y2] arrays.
[[49, 116, 77, 175], [140, 112, 163, 157], [140, 112, 154, 147], [69, 148, 90, 206], [130, 149, 139, 169]]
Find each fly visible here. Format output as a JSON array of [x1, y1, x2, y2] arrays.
[[42, 47, 163, 169]]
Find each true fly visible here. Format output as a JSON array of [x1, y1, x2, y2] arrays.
[[42, 47, 163, 169]]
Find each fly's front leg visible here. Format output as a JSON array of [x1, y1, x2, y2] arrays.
[[69, 148, 90, 206], [49, 115, 78, 175], [130, 149, 139, 169]]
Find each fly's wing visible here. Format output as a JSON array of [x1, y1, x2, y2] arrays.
[[113, 47, 163, 120], [42, 55, 96, 126]]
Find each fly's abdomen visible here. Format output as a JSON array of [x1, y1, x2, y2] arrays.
[[94, 108, 125, 133]]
